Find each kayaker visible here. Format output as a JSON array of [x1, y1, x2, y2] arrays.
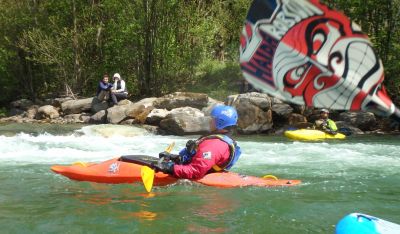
[[156, 105, 242, 179], [314, 109, 338, 135]]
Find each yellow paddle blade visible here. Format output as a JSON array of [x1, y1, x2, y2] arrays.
[[72, 161, 88, 167], [141, 166, 155, 193], [263, 175, 278, 180], [140, 141, 174, 193], [165, 142, 175, 153]]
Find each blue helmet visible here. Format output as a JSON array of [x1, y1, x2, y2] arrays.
[[210, 105, 238, 130]]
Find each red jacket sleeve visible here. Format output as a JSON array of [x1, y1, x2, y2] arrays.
[[173, 139, 230, 179]]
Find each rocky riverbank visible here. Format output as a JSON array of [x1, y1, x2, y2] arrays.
[[1, 92, 397, 135]]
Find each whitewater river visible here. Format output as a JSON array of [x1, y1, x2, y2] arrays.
[[0, 123, 399, 233]]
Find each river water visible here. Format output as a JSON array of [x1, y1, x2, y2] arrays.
[[0, 123, 399, 233]]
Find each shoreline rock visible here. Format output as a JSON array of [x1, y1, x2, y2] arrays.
[[1, 92, 399, 136]]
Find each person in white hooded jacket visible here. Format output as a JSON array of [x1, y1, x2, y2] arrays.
[[110, 73, 128, 104]]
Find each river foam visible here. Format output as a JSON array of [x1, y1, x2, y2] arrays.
[[0, 124, 399, 178]]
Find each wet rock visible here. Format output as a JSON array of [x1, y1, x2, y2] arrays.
[[64, 114, 83, 123], [90, 110, 107, 124], [25, 105, 39, 119], [227, 93, 273, 134], [10, 99, 34, 110], [159, 107, 210, 135], [154, 92, 208, 110], [288, 113, 308, 126], [37, 105, 60, 119], [107, 105, 129, 124], [62, 98, 94, 115], [146, 109, 170, 125], [339, 111, 377, 131]]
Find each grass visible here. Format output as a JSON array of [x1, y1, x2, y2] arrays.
[[185, 60, 243, 101], [0, 107, 7, 118]]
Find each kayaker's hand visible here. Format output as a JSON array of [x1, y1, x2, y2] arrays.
[[159, 151, 181, 163], [154, 161, 174, 174], [159, 151, 170, 159], [325, 129, 337, 135], [185, 140, 197, 153]]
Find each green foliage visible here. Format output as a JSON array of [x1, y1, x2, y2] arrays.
[[0, 0, 399, 106], [0, 107, 7, 118], [186, 60, 242, 101]]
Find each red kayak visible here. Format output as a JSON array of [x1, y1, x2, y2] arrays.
[[51, 156, 301, 188]]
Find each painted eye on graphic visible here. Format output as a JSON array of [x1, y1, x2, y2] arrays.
[[295, 66, 306, 78], [286, 63, 310, 83], [312, 29, 326, 54]]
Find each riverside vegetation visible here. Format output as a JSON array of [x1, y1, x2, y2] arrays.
[[0, 0, 399, 107]]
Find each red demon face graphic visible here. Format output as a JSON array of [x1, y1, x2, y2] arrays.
[[240, 0, 397, 117], [277, 17, 385, 110]]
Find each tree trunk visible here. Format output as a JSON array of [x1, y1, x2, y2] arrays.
[[72, 0, 81, 94]]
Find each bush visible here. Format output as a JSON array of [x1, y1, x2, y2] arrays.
[[0, 107, 7, 118], [186, 60, 242, 101]]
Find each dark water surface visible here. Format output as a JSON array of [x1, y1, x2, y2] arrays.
[[0, 124, 399, 233]]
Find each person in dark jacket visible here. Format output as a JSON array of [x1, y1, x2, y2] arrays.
[[156, 105, 242, 179], [97, 74, 113, 102]]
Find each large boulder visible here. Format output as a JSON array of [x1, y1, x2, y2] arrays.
[[339, 111, 377, 131], [64, 114, 83, 123], [272, 103, 293, 127], [107, 100, 133, 124], [125, 103, 146, 119], [9, 108, 25, 116], [25, 105, 39, 119], [61, 97, 94, 115], [10, 99, 34, 110], [288, 113, 308, 127], [154, 92, 209, 110], [37, 105, 60, 119], [226, 93, 273, 134], [335, 121, 364, 135], [44, 97, 74, 108], [90, 110, 107, 124], [159, 107, 210, 135], [145, 109, 170, 125], [227, 92, 273, 111], [135, 97, 157, 108], [91, 97, 110, 113], [135, 107, 155, 124]]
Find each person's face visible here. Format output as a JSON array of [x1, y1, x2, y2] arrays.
[[320, 112, 329, 119], [103, 76, 109, 83]]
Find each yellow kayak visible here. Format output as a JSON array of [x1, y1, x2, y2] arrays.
[[284, 129, 346, 141]]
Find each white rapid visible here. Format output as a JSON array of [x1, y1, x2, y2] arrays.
[[0, 124, 398, 180]]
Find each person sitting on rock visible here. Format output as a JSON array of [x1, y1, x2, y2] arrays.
[[97, 74, 113, 102], [156, 105, 242, 179], [314, 109, 338, 135], [111, 73, 128, 104]]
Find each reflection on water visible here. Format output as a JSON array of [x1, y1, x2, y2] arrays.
[[67, 181, 240, 231], [185, 190, 237, 233], [124, 210, 158, 221], [70, 184, 160, 222]]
